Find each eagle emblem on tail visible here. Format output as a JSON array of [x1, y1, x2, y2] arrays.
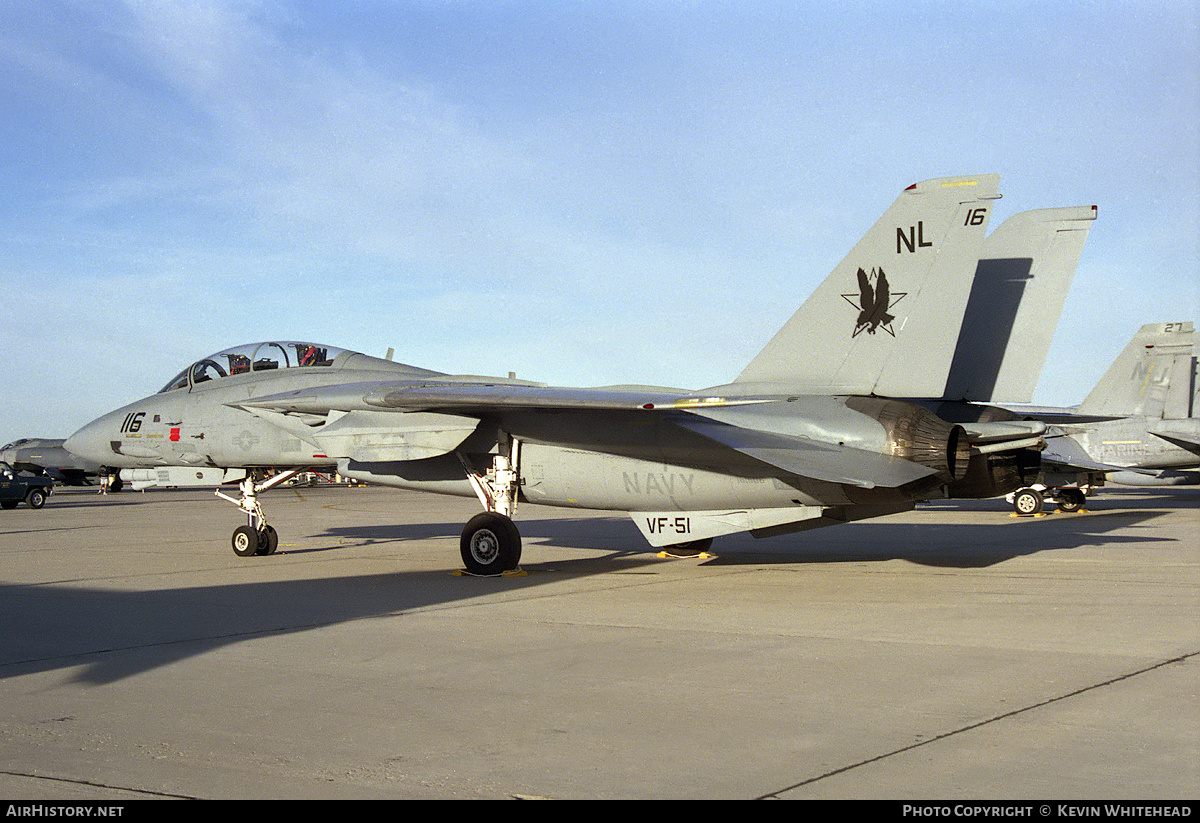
[[843, 267, 905, 337]]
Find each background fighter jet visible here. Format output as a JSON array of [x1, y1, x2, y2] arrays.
[[1002, 321, 1200, 515], [66, 175, 1087, 574], [0, 438, 104, 487]]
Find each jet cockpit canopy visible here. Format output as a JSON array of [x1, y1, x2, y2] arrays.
[[158, 342, 349, 393]]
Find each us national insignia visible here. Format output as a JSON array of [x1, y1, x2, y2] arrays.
[[842, 267, 906, 337]]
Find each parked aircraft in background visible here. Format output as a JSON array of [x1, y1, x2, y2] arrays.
[[1003, 321, 1199, 515], [67, 175, 1097, 574], [0, 438, 105, 488]]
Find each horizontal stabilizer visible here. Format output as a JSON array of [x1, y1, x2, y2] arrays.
[[1153, 428, 1200, 455]]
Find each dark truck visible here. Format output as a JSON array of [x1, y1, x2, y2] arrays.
[[0, 462, 53, 509]]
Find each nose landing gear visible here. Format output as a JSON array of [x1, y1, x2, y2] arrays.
[[217, 470, 300, 556]]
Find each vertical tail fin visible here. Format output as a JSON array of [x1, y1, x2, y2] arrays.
[[942, 205, 1097, 403], [734, 175, 1000, 396], [1077, 322, 1195, 418]]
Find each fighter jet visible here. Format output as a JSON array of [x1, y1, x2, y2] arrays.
[[66, 175, 1084, 574], [1002, 321, 1200, 514], [0, 438, 105, 487]]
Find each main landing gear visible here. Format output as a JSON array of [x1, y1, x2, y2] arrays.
[[460, 511, 522, 576], [1009, 484, 1089, 516], [457, 441, 524, 576], [216, 470, 301, 557]]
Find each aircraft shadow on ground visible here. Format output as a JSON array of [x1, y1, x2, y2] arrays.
[[698, 510, 1176, 568], [920, 488, 1199, 513], [0, 500, 1179, 687], [0, 555, 655, 687], [318, 503, 1176, 570]]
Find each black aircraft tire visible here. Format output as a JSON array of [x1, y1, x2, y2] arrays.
[[232, 525, 261, 557], [1012, 488, 1044, 516], [460, 512, 522, 576], [662, 537, 714, 557], [1057, 489, 1086, 512], [257, 525, 279, 556]]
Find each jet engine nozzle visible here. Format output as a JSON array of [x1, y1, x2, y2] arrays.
[[845, 397, 971, 482]]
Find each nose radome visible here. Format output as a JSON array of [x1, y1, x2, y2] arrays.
[[64, 418, 110, 465]]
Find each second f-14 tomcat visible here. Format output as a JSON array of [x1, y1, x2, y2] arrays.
[[66, 175, 1096, 574]]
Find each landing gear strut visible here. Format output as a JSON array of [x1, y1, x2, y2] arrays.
[[216, 470, 299, 557], [457, 440, 523, 575]]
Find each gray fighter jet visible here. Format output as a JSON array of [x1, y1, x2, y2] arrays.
[[1004, 321, 1199, 515], [65, 175, 1090, 574], [0, 438, 105, 487]]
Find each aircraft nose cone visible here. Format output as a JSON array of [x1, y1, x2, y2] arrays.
[[65, 420, 109, 465]]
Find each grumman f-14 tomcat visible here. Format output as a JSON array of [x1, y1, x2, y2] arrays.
[[1001, 321, 1200, 515], [66, 175, 1097, 575], [0, 438, 104, 487]]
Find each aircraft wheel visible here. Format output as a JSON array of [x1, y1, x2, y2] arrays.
[[661, 537, 714, 557], [1057, 489, 1086, 512], [26, 489, 47, 509], [460, 512, 522, 576], [1012, 488, 1044, 516], [232, 525, 261, 557], [257, 525, 279, 556]]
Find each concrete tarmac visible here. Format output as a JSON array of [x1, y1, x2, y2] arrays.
[[0, 483, 1195, 799]]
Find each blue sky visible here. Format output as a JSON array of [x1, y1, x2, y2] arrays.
[[1, 0, 1197, 445]]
